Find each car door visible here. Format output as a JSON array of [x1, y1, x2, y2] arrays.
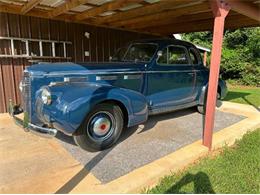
[[146, 45, 196, 110], [188, 47, 209, 97]]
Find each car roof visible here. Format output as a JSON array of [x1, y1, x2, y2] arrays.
[[130, 38, 196, 48]]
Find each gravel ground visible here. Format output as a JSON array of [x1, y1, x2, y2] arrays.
[[56, 108, 245, 183]]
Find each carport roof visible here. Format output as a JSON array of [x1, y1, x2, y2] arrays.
[[0, 0, 259, 36]]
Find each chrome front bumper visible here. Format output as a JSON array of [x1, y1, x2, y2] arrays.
[[8, 99, 57, 138]]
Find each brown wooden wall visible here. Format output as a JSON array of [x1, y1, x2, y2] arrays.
[[0, 13, 156, 113]]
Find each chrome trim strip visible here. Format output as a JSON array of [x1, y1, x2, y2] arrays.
[[149, 101, 197, 115], [64, 77, 88, 82], [124, 74, 142, 80], [42, 70, 199, 77], [96, 75, 118, 81]]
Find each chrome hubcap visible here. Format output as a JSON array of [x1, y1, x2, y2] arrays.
[[87, 111, 115, 141], [92, 117, 111, 136]]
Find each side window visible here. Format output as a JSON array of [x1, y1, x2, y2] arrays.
[[158, 46, 189, 65], [189, 48, 201, 65]]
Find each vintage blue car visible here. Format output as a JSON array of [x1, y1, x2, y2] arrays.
[[9, 38, 227, 152]]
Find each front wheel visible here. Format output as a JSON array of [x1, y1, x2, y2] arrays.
[[73, 103, 124, 152]]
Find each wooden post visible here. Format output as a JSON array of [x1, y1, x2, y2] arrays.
[[203, 0, 230, 149]]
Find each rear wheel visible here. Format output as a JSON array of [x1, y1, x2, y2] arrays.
[[73, 103, 124, 152], [197, 92, 221, 114]]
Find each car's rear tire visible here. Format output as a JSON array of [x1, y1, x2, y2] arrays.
[[197, 92, 221, 114], [73, 103, 124, 152]]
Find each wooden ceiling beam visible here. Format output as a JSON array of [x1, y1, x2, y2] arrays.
[[227, 0, 260, 22], [140, 11, 214, 31], [74, 0, 143, 21], [21, 0, 42, 14], [139, 10, 239, 31], [110, 2, 210, 28], [93, 0, 197, 25], [48, 0, 91, 18], [0, 2, 22, 13], [150, 14, 259, 35], [0, 2, 75, 20], [0, 2, 160, 37]]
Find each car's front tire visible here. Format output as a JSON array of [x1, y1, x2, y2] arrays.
[[73, 103, 124, 152]]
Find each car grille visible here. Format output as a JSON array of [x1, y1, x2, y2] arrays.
[[22, 71, 31, 122]]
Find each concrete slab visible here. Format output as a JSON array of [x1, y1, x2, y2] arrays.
[[1, 102, 259, 193], [70, 102, 260, 193], [56, 108, 245, 184], [0, 114, 98, 194]]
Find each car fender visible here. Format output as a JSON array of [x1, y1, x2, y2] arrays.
[[38, 82, 148, 135], [198, 79, 227, 105]]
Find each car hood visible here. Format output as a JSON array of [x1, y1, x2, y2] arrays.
[[26, 62, 146, 76]]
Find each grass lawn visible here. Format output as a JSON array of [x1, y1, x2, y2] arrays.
[[146, 129, 260, 194], [224, 85, 260, 108]]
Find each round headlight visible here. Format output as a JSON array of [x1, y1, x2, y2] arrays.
[[41, 88, 52, 105]]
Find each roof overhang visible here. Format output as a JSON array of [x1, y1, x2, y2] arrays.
[[0, 0, 259, 36]]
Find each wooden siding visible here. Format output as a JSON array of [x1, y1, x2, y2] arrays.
[[0, 13, 156, 113]]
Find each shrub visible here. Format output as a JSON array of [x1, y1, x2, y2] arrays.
[[182, 27, 260, 86]]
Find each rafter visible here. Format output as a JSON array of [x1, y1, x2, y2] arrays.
[[139, 11, 214, 30], [21, 0, 42, 14], [0, 2, 21, 13], [48, 0, 91, 18], [0, 1, 159, 36], [150, 14, 259, 35], [111, 2, 210, 28], [140, 10, 239, 31], [227, 0, 260, 22], [0, 0, 259, 37], [93, 0, 197, 24], [74, 0, 143, 21]]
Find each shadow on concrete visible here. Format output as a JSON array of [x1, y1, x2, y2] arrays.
[[55, 107, 198, 146], [55, 108, 199, 193], [165, 171, 215, 194], [55, 120, 140, 194], [55, 132, 77, 146], [55, 84, 208, 193], [55, 147, 112, 194], [55, 105, 224, 193], [137, 108, 196, 134], [224, 91, 260, 112]]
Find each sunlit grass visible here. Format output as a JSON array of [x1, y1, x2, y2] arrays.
[[146, 129, 260, 194], [224, 85, 260, 107]]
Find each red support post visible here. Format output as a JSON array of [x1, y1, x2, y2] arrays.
[[203, 0, 230, 149]]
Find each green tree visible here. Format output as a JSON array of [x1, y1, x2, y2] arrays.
[[182, 27, 260, 86]]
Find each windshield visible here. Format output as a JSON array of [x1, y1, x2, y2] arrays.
[[111, 47, 127, 62], [111, 43, 158, 63]]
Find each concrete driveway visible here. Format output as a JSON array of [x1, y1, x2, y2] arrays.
[[0, 102, 259, 193], [56, 108, 244, 184]]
